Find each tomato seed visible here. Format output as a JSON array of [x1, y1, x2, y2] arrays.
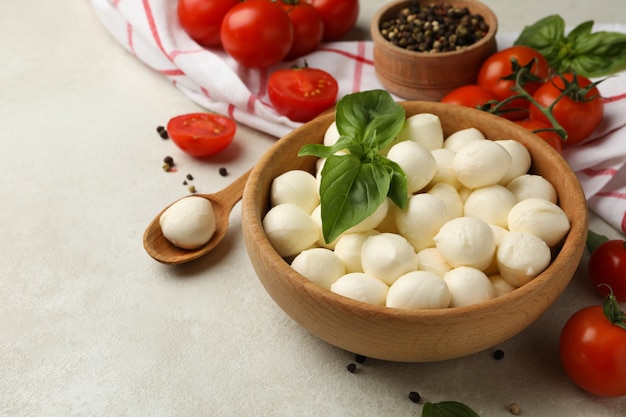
[[408, 391, 421, 403]]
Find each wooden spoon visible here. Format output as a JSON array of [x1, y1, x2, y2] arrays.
[[143, 169, 251, 265]]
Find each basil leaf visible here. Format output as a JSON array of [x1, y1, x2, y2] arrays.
[[422, 401, 480, 417], [319, 153, 390, 243], [514, 15, 565, 63], [376, 155, 408, 210], [335, 90, 405, 151]]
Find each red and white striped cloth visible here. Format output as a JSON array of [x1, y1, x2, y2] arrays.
[[91, 0, 626, 235]]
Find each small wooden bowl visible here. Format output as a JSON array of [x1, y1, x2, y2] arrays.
[[241, 102, 587, 362], [371, 0, 498, 101]]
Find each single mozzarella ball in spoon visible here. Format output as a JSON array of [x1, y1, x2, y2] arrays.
[[330, 272, 389, 306], [416, 247, 452, 278], [386, 270, 451, 309], [291, 248, 346, 290], [395, 193, 450, 252], [334, 230, 380, 273], [396, 113, 444, 150], [444, 266, 494, 307], [429, 148, 462, 190], [159, 196, 217, 249], [263, 203, 319, 257], [434, 216, 496, 271], [361, 232, 417, 286], [495, 139, 531, 185], [443, 127, 485, 152], [463, 184, 518, 228], [497, 231, 551, 287], [507, 174, 558, 203], [387, 141, 437, 193], [270, 170, 319, 214], [507, 198, 570, 247], [453, 140, 512, 189]]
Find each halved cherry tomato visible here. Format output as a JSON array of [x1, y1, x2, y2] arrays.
[[268, 67, 338, 122], [516, 119, 563, 153], [279, 0, 324, 60], [220, 0, 293, 68], [166, 113, 236, 158], [440, 85, 498, 110], [529, 73, 604, 147], [177, 0, 240, 47], [306, 0, 359, 41]]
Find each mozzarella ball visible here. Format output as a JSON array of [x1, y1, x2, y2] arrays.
[[345, 198, 389, 234], [489, 274, 518, 297], [434, 217, 496, 271], [428, 182, 464, 219], [334, 230, 380, 273], [507, 198, 570, 247], [497, 231, 551, 287], [291, 248, 345, 290], [375, 204, 400, 234], [310, 205, 338, 249], [330, 273, 389, 306], [453, 140, 512, 189], [444, 127, 485, 152], [159, 196, 216, 249], [386, 271, 451, 309], [396, 113, 444, 150], [463, 185, 518, 228], [361, 233, 418, 285], [444, 266, 494, 307], [429, 148, 462, 190], [495, 139, 532, 185], [387, 141, 437, 193], [263, 204, 319, 257], [507, 174, 558, 203], [416, 247, 451, 278], [323, 121, 340, 147], [395, 193, 450, 252], [271, 170, 319, 214]]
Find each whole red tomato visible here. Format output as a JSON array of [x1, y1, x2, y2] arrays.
[[268, 67, 338, 122], [166, 113, 236, 158], [477, 46, 550, 120], [279, 1, 324, 60], [529, 73, 604, 146], [221, 0, 294, 68], [560, 294, 626, 397], [588, 238, 626, 302], [306, 0, 359, 41], [177, 0, 240, 47], [516, 119, 563, 153], [440, 85, 498, 110]]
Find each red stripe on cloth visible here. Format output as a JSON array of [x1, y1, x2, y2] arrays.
[[602, 92, 626, 103], [200, 86, 212, 100], [596, 190, 626, 200], [126, 22, 135, 55], [112, 0, 122, 7], [351, 41, 366, 92], [141, 0, 170, 59], [159, 69, 185, 76], [247, 94, 257, 114], [580, 167, 618, 177], [317, 47, 375, 65], [227, 103, 236, 119]]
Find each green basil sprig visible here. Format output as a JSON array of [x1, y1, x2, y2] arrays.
[[514, 14, 626, 77], [298, 90, 407, 244]]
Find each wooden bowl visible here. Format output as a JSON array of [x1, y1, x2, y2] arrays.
[[371, 0, 498, 101], [241, 102, 587, 362]]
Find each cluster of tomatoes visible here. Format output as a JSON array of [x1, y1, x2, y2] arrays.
[[177, 0, 359, 68], [441, 45, 604, 153]]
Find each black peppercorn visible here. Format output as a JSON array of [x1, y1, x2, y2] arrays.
[[163, 156, 174, 167], [408, 391, 421, 403], [346, 363, 357, 373], [493, 349, 505, 360], [355, 354, 367, 364], [156, 125, 169, 139], [186, 174, 194, 181], [219, 167, 228, 177]]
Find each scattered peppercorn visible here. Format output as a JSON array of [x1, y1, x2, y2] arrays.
[[188, 185, 197, 194], [162, 163, 171, 172], [183, 180, 188, 186], [492, 349, 505, 360], [163, 156, 175, 167], [508, 402, 521, 415], [156, 125, 169, 139], [379, 1, 489, 53], [355, 354, 367, 364], [219, 167, 229, 177], [346, 363, 357, 373], [186, 174, 194, 181], [408, 391, 421, 403]]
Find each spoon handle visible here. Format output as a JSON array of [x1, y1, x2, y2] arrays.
[[213, 169, 252, 209]]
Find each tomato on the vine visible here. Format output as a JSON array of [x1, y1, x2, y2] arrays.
[[559, 294, 626, 397], [529, 73, 604, 147], [516, 119, 563, 153], [177, 0, 240, 47], [279, 0, 324, 60], [306, 0, 359, 41], [588, 235, 626, 302], [440, 85, 498, 110], [167, 113, 236, 158], [221, 0, 293, 69], [268, 67, 338, 122], [477, 46, 550, 120]]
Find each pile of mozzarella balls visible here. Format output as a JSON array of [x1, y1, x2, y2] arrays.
[[262, 113, 571, 310]]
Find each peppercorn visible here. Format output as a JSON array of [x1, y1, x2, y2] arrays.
[[346, 363, 357, 373], [508, 402, 521, 415], [492, 349, 505, 360], [188, 185, 196, 194], [355, 354, 367, 364], [408, 391, 421, 403], [219, 167, 228, 177], [157, 125, 169, 139], [186, 174, 194, 181], [379, 1, 488, 53], [163, 156, 174, 167]]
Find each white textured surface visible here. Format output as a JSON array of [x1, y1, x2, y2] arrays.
[[1, 1, 626, 416]]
